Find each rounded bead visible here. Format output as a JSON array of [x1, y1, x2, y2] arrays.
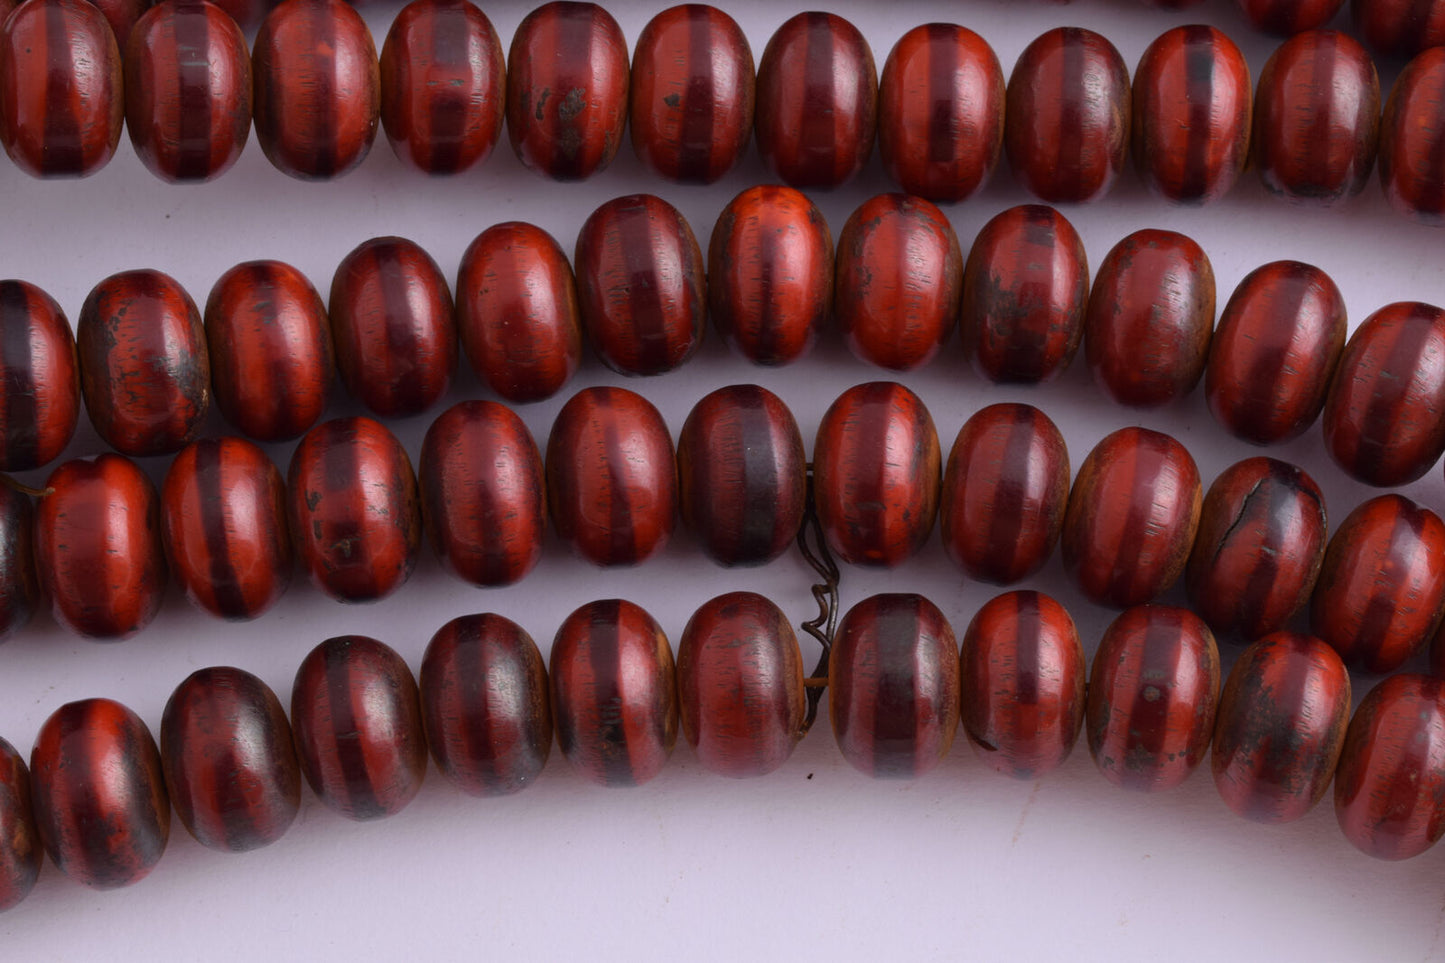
[[89, 0, 150, 46], [1353, 0, 1445, 59], [1238, 0, 1346, 32], [207, 0, 271, 31], [0, 279, 79, 472], [0, 485, 37, 642], [0, 738, 39, 911], [1381, 48, 1445, 221]]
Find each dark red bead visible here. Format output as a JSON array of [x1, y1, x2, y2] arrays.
[[754, 11, 877, 189], [1239, 0, 1346, 32], [161, 437, 293, 621], [550, 599, 678, 787], [505, 1, 628, 181], [1353, 0, 1445, 59], [379, 0, 504, 174], [707, 185, 832, 366], [89, 0, 150, 46], [574, 194, 705, 376], [252, 0, 379, 180], [77, 268, 210, 457], [291, 635, 426, 820], [1086, 605, 1221, 792], [420, 613, 552, 796], [0, 485, 37, 642], [676, 384, 806, 567], [206, 0, 270, 30], [160, 666, 300, 852], [1381, 48, 1445, 221], [287, 416, 421, 603], [456, 222, 581, 403], [30, 698, 169, 889], [329, 236, 456, 419], [629, 4, 753, 184], [419, 401, 545, 587], [0, 738, 39, 911], [0, 279, 79, 471], [677, 592, 804, 778]]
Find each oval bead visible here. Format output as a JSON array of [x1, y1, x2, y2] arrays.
[[90, 0, 149, 46], [1239, 0, 1346, 32], [1381, 48, 1445, 221], [0, 738, 39, 911], [207, 0, 268, 30], [1354, 0, 1445, 59], [0, 486, 37, 642], [0, 279, 79, 471]]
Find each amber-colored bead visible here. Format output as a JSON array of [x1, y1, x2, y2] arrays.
[[1354, 0, 1445, 59], [1380, 48, 1445, 221], [814, 382, 940, 567], [707, 185, 832, 366], [754, 11, 877, 189], [30, 698, 169, 889], [0, 738, 39, 911], [550, 599, 678, 787], [379, 0, 504, 174], [0, 485, 36, 642], [1239, 0, 1346, 32], [0, 279, 79, 471], [677, 592, 804, 778], [160, 667, 300, 852]]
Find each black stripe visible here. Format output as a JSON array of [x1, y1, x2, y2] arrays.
[[195, 439, 249, 619], [734, 388, 782, 561], [324, 638, 382, 817], [312, 11, 338, 177], [588, 600, 638, 786], [0, 282, 38, 467], [41, 1, 84, 174]]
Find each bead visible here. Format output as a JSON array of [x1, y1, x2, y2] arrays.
[[204, 259, 334, 443], [1238, 0, 1346, 32], [1309, 494, 1445, 674], [419, 401, 545, 587], [36, 454, 166, 639], [754, 11, 877, 189], [379, 0, 504, 174], [814, 381, 941, 567], [287, 417, 421, 603], [574, 194, 705, 376], [291, 636, 427, 820], [1322, 301, 1445, 485], [1353, 0, 1445, 59], [77, 268, 210, 457], [0, 738, 39, 911], [1062, 427, 1202, 608], [677, 591, 804, 778], [252, 0, 379, 180], [707, 185, 832, 366], [207, 0, 269, 30], [161, 437, 293, 621], [676, 384, 806, 567], [1086, 605, 1221, 792], [959, 205, 1088, 384], [89, 0, 150, 46], [1085, 229, 1214, 408], [1211, 632, 1350, 824], [1335, 674, 1445, 859], [550, 599, 678, 787], [123, 0, 251, 182], [830, 593, 960, 779], [545, 387, 676, 567], [329, 236, 456, 419], [959, 590, 1085, 780], [1380, 48, 1445, 221], [878, 23, 1004, 202], [1254, 30, 1379, 206], [0, 0, 123, 177], [941, 403, 1069, 585], [1186, 458, 1327, 642], [419, 613, 552, 796], [629, 4, 754, 184], [0, 485, 36, 642], [30, 698, 169, 889], [1205, 261, 1347, 444], [455, 222, 581, 403], [1005, 28, 1130, 203], [160, 666, 300, 852], [505, 1, 628, 180], [834, 193, 962, 372], [0, 279, 79, 471]]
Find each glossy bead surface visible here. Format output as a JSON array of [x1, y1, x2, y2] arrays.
[[0, 279, 79, 471], [1239, 0, 1346, 32], [1381, 48, 1445, 221], [0, 738, 38, 911], [1354, 0, 1445, 59], [90, 0, 150, 45], [0, 486, 36, 642]]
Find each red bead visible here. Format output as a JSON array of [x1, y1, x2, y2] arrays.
[[124, 0, 251, 182], [1238, 0, 1346, 32], [287, 417, 421, 603], [1353, 0, 1445, 59], [419, 401, 545, 587], [1086, 605, 1221, 792], [629, 4, 754, 184], [550, 598, 678, 787], [207, 0, 269, 30], [161, 437, 293, 621], [1085, 229, 1214, 408], [505, 1, 628, 180], [419, 613, 552, 796], [77, 268, 210, 457], [1005, 28, 1130, 203], [456, 222, 581, 403], [0, 0, 123, 177], [252, 0, 379, 180], [89, 0, 150, 46], [160, 666, 300, 852], [545, 387, 676, 566], [676, 384, 806, 567], [677, 591, 804, 778], [574, 194, 705, 376], [0, 738, 39, 911], [329, 236, 456, 419], [0, 485, 36, 642], [754, 11, 877, 189], [707, 185, 832, 366], [0, 279, 79, 471], [379, 0, 504, 174], [291, 635, 427, 820], [1380, 47, 1445, 221], [30, 698, 169, 889], [814, 381, 940, 567]]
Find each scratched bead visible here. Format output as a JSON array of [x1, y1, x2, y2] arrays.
[[0, 279, 79, 471], [0, 738, 38, 911], [1238, 0, 1346, 32], [1380, 48, 1445, 221], [0, 485, 36, 642], [1353, 0, 1445, 59]]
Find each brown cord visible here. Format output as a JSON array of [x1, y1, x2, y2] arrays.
[[795, 463, 839, 738]]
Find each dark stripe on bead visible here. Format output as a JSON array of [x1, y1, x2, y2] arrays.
[[872, 597, 921, 776], [1357, 502, 1425, 651], [1056, 30, 1086, 202], [0, 283, 38, 468], [375, 248, 420, 387], [1358, 323, 1435, 474], [320, 423, 366, 586], [41, 1, 83, 174], [1240, 263, 1313, 406], [735, 392, 783, 558], [1012, 593, 1042, 707], [588, 599, 637, 786], [324, 640, 381, 817], [1122, 618, 1182, 762], [173, 7, 215, 180], [310, 11, 338, 177], [549, 9, 594, 180], [1180, 26, 1216, 202], [194, 440, 248, 619], [427, 6, 469, 173], [982, 407, 1041, 579], [675, 8, 718, 178], [751, 226, 781, 363], [925, 23, 959, 165], [800, 13, 836, 177], [616, 204, 672, 376]]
